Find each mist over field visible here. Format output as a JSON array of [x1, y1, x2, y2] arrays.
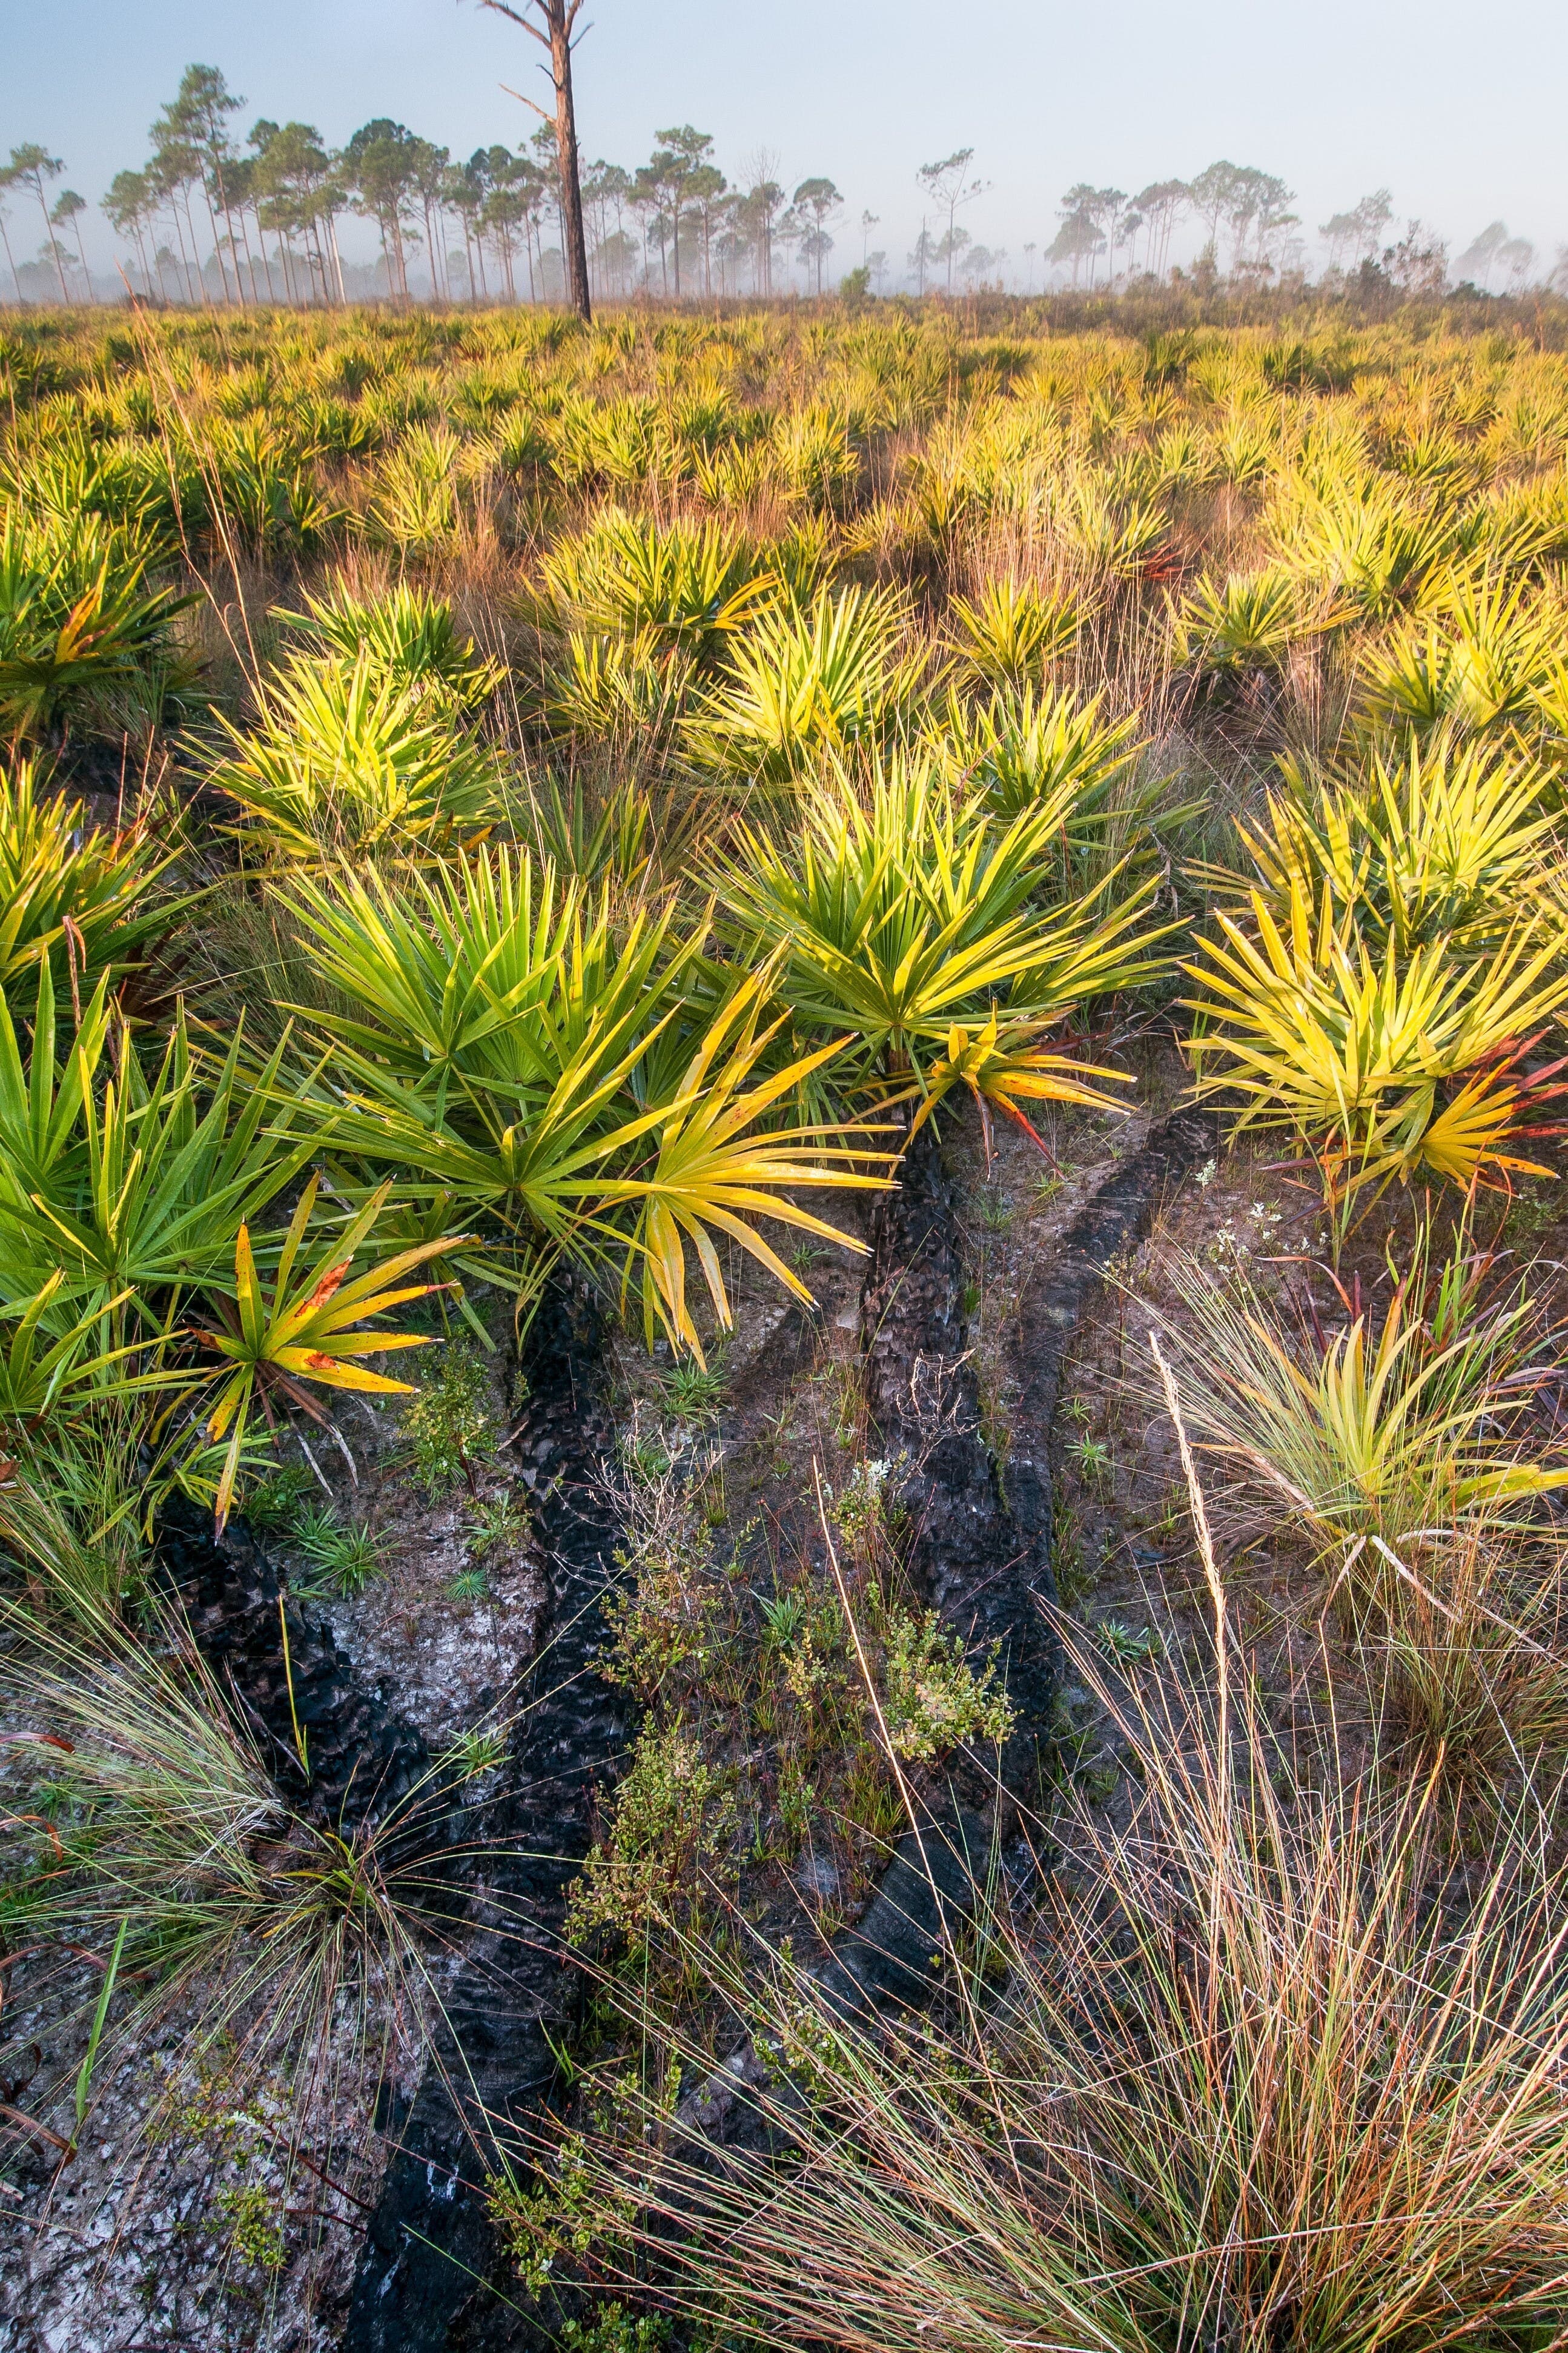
[[2, 0, 1564, 305]]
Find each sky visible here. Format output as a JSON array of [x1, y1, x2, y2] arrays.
[[2, 0, 1564, 283]]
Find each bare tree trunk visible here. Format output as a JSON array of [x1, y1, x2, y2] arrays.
[[199, 181, 234, 303], [0, 215, 24, 304], [32, 179, 70, 302], [170, 192, 200, 304], [71, 215, 96, 301], [546, 6, 592, 319], [423, 199, 442, 301], [325, 211, 347, 305], [483, 0, 591, 321]]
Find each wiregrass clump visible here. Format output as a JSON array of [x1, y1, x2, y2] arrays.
[[0, 1599, 461, 2176], [521, 1649, 1568, 2353]]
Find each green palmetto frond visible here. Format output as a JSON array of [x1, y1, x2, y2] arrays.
[[0, 961, 114, 1227], [0, 1273, 166, 1438], [1200, 733, 1564, 958], [273, 851, 885, 1349], [945, 576, 1082, 692], [1170, 567, 1308, 678], [277, 582, 504, 712], [1, 995, 331, 1323], [196, 1175, 463, 1527], [532, 507, 780, 666], [1272, 477, 1455, 623], [1358, 572, 1556, 741], [366, 422, 464, 556], [539, 627, 696, 747], [280, 849, 703, 1115], [300, 967, 883, 1359], [0, 758, 183, 1015], [927, 681, 1148, 838], [684, 584, 921, 781], [717, 751, 1167, 1097], [0, 511, 196, 744], [204, 652, 505, 863], [1185, 878, 1568, 1194]]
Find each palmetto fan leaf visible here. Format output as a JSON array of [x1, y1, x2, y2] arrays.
[[1357, 571, 1556, 742], [684, 583, 921, 780], [0, 510, 196, 744], [277, 582, 504, 712], [945, 575, 1081, 692], [926, 680, 1149, 840], [301, 969, 882, 1359], [274, 855, 884, 1353], [913, 1011, 1130, 1160], [716, 751, 1167, 1106], [0, 758, 182, 1015], [0, 978, 332, 1322], [532, 506, 779, 666], [0, 1272, 172, 1435], [282, 849, 706, 1115], [197, 1175, 463, 1526], [205, 651, 504, 863], [1199, 733, 1564, 959], [1185, 878, 1568, 1193]]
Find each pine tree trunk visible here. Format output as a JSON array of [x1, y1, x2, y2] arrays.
[[549, 7, 592, 321]]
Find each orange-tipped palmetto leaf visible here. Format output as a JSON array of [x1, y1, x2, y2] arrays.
[[910, 1011, 1131, 1164], [196, 1175, 469, 1527]]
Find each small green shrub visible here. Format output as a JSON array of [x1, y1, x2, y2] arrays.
[[878, 1602, 1016, 1760], [566, 1723, 736, 1954], [406, 1346, 496, 1497], [216, 2182, 285, 2274]]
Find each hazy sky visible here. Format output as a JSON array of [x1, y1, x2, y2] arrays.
[[4, 0, 1564, 279]]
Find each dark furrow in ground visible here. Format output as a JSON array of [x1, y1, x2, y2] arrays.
[[678, 1102, 1222, 2151], [344, 1274, 631, 2353], [151, 1106, 1220, 2347]]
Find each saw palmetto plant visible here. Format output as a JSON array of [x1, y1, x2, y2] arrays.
[[1170, 566, 1306, 681], [1201, 732, 1567, 958], [1357, 570, 1557, 742], [532, 507, 780, 666], [945, 573, 1082, 692], [0, 509, 196, 745], [366, 420, 465, 555], [0, 757, 182, 1013], [278, 580, 505, 711], [684, 582, 922, 780], [1185, 879, 1568, 1201], [194, 1174, 462, 1525], [927, 679, 1150, 843], [538, 625, 698, 749], [205, 649, 506, 861], [1151, 1227, 1568, 1767], [716, 747, 1165, 1130], [279, 849, 885, 1355]]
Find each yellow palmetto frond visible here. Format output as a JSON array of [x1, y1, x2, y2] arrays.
[[910, 1010, 1131, 1162], [1185, 876, 1568, 1197], [587, 974, 893, 1360], [196, 1175, 468, 1527]]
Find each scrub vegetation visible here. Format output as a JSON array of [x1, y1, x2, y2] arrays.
[[4, 288, 1568, 2350]]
